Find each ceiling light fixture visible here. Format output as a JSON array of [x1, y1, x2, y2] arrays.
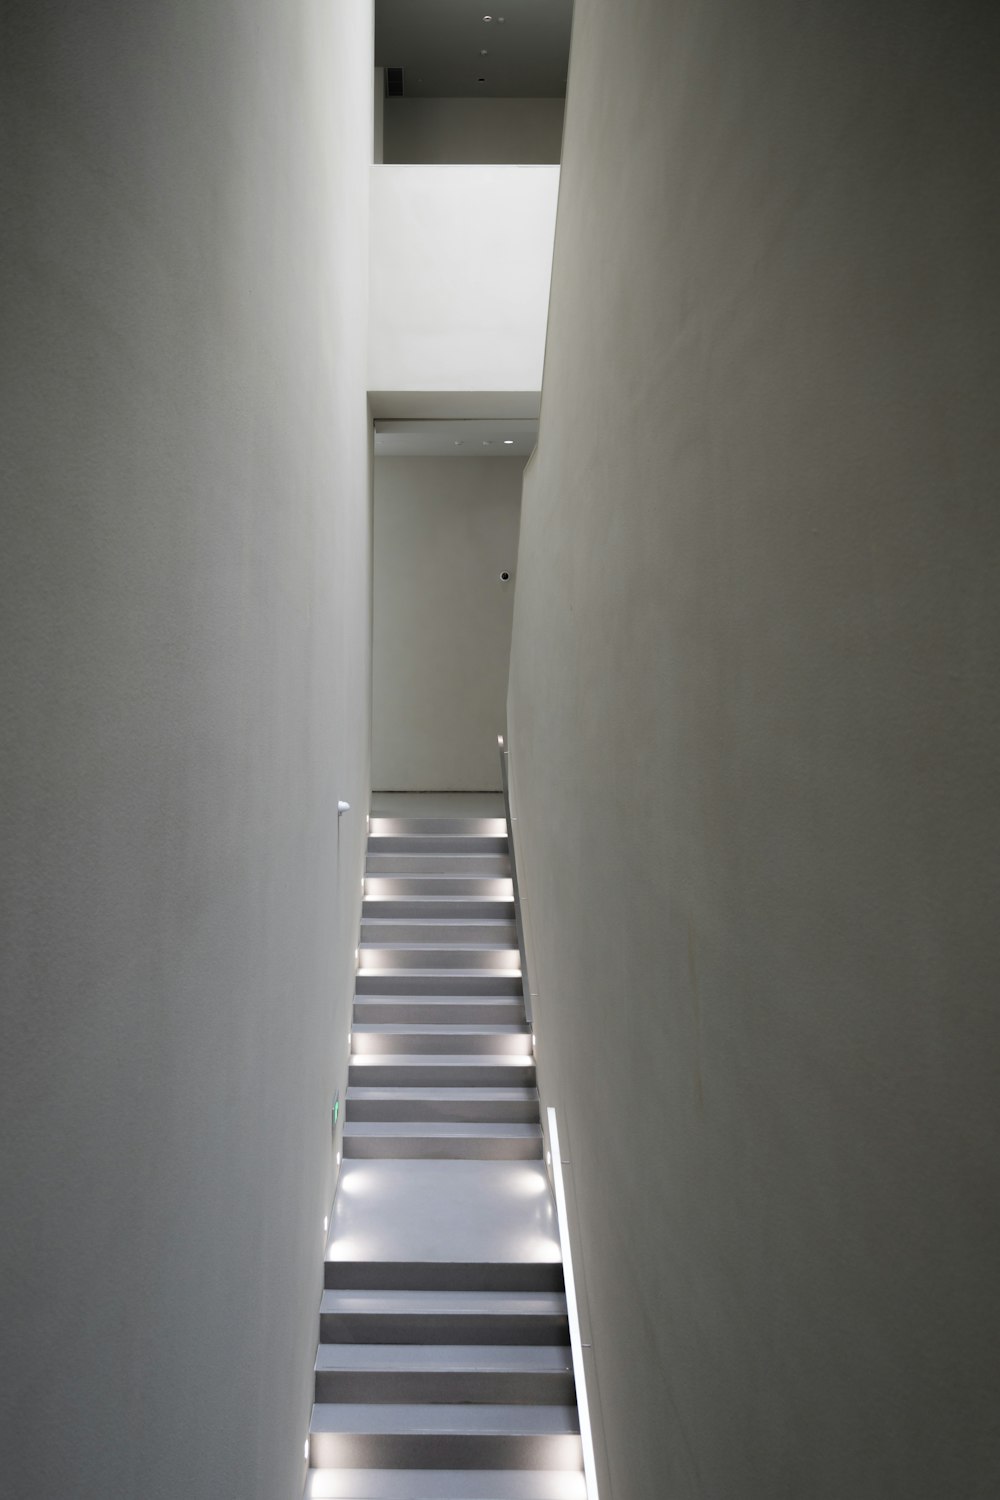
[[453, 439, 464, 447], [482, 439, 493, 447], [480, 48, 489, 55], [483, 13, 492, 21], [503, 438, 514, 445]]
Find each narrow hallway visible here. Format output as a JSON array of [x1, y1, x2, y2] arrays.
[[305, 801, 586, 1499]]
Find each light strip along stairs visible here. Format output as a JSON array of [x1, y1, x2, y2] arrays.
[[306, 814, 585, 1500]]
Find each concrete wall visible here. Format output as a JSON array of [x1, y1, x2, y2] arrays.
[[508, 3, 1000, 1497], [374, 458, 521, 790], [369, 165, 559, 399], [384, 97, 564, 164], [0, 4, 373, 1499]]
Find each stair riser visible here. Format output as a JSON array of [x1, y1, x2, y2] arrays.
[[361, 923, 518, 946], [367, 836, 508, 855], [356, 973, 523, 996], [319, 1314, 569, 1346], [324, 1262, 564, 1292], [315, 1369, 575, 1405], [360, 948, 521, 972], [345, 1096, 540, 1124], [353, 1001, 527, 1026], [369, 817, 507, 838], [366, 855, 511, 877], [365, 879, 513, 899], [348, 1063, 536, 1088], [302, 1470, 587, 1500], [310, 1431, 582, 1471], [363, 899, 515, 921], [351, 1032, 532, 1058], [343, 1134, 541, 1161]]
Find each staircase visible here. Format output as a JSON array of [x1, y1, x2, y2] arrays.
[[305, 813, 586, 1500]]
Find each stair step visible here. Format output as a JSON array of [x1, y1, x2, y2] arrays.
[[348, 1056, 536, 1088], [361, 920, 518, 946], [309, 1403, 581, 1470], [366, 853, 511, 877], [345, 1087, 539, 1124], [364, 898, 516, 921], [304, 1468, 587, 1500], [314, 1344, 574, 1405], [365, 878, 514, 900], [343, 1121, 541, 1160], [353, 998, 527, 1027], [356, 970, 522, 997], [368, 835, 509, 855], [352, 1025, 532, 1058], [319, 1289, 569, 1346], [369, 817, 508, 839], [359, 945, 521, 972], [324, 1262, 563, 1293]]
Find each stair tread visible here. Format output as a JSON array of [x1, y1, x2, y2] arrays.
[[347, 1087, 538, 1101], [316, 1345, 572, 1374], [310, 1404, 579, 1436], [304, 1467, 586, 1499], [353, 1024, 529, 1035], [353, 997, 526, 1007], [344, 1122, 541, 1138], [350, 1055, 534, 1068], [360, 940, 518, 949], [355, 972, 524, 984], [321, 1290, 566, 1315]]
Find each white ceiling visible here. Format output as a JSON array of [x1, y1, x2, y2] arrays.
[[374, 418, 538, 458], [375, 0, 573, 99]]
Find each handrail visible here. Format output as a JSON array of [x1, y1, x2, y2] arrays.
[[497, 733, 532, 1029]]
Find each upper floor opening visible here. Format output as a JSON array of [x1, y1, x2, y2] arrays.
[[374, 0, 573, 165]]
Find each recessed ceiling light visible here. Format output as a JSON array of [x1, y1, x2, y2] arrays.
[[454, 439, 464, 446], [480, 48, 489, 55], [503, 438, 514, 445], [483, 13, 492, 21], [482, 439, 493, 447]]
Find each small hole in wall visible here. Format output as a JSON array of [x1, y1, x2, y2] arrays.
[[500, 571, 510, 582]]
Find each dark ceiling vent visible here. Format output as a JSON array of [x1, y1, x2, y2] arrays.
[[385, 67, 404, 97]]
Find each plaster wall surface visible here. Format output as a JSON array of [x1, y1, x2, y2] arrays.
[[373, 458, 521, 790], [369, 165, 559, 397], [383, 97, 564, 164], [0, 4, 373, 1498], [507, 2, 1000, 1496]]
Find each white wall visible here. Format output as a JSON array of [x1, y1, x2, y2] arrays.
[[0, 4, 373, 1498], [508, 2, 1000, 1497], [369, 165, 559, 399], [373, 458, 521, 790], [383, 97, 564, 164]]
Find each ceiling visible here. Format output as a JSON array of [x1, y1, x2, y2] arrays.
[[374, 418, 538, 458], [375, 0, 573, 98]]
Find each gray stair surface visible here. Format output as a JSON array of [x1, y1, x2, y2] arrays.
[[309, 1403, 581, 1470], [307, 815, 583, 1497], [304, 1468, 587, 1499], [315, 1344, 575, 1405], [343, 1121, 542, 1161], [345, 1087, 540, 1123]]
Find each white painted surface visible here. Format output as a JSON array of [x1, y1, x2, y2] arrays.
[[0, 3, 373, 1497], [384, 97, 564, 164], [508, 2, 1000, 1497], [369, 166, 559, 397], [374, 458, 522, 790]]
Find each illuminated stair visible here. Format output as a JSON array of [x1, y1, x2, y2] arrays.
[[305, 814, 586, 1499]]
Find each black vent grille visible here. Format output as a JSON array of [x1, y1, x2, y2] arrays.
[[385, 67, 404, 97]]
